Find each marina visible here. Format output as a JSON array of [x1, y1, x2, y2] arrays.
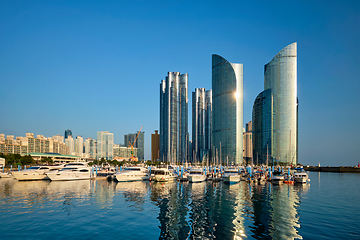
[[0, 171, 359, 239]]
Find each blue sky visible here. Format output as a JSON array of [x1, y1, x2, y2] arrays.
[[1, 0, 359, 166]]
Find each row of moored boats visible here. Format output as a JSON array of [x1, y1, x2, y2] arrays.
[[0, 163, 310, 184]]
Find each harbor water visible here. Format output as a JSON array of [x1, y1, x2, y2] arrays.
[[1, 171, 359, 239]]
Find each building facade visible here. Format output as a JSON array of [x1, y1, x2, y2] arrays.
[[243, 121, 253, 165], [75, 136, 84, 157], [0, 133, 69, 155], [192, 88, 212, 164], [212, 54, 243, 165], [113, 144, 137, 161], [151, 130, 160, 162], [252, 42, 298, 165], [96, 131, 114, 160], [84, 137, 97, 159], [64, 129, 72, 139], [160, 72, 189, 164], [65, 136, 75, 155], [124, 131, 145, 161]]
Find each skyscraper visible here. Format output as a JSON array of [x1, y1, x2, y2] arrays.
[[151, 130, 160, 162], [160, 72, 189, 164], [64, 129, 72, 139], [212, 54, 243, 165], [192, 88, 212, 163], [252, 42, 298, 165], [96, 131, 114, 160]]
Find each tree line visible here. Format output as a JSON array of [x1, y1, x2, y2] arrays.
[[0, 153, 53, 166]]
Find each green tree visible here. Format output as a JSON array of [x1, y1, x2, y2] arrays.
[[20, 155, 34, 165]]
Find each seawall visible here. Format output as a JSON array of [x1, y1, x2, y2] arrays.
[[304, 166, 360, 173]]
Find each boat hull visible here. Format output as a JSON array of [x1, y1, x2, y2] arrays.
[[188, 175, 206, 183], [11, 171, 50, 181], [223, 175, 240, 183], [47, 172, 91, 181]]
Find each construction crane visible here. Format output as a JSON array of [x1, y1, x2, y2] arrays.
[[129, 126, 143, 162]]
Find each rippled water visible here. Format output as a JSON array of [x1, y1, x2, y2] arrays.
[[1, 172, 359, 239]]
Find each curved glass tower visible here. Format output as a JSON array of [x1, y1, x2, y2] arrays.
[[212, 54, 243, 165], [252, 42, 298, 165]]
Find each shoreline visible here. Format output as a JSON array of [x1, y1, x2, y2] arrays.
[[304, 166, 360, 173]]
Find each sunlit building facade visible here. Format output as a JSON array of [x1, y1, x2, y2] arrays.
[[96, 131, 114, 160], [212, 54, 243, 165], [160, 72, 189, 164], [252, 42, 298, 165]]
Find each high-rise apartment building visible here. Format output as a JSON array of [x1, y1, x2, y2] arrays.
[[212, 54, 243, 165], [96, 131, 114, 160], [124, 131, 145, 161], [65, 136, 75, 155], [64, 129, 72, 139], [84, 138, 97, 159], [75, 136, 84, 157], [252, 42, 298, 165], [0, 133, 69, 155], [151, 130, 160, 162], [160, 72, 189, 164], [192, 88, 212, 164]]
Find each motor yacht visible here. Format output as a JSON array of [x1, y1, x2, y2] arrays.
[[293, 168, 309, 183], [151, 168, 176, 182], [46, 162, 92, 181], [222, 168, 240, 183], [271, 171, 285, 185], [187, 168, 206, 183], [11, 165, 63, 181], [114, 166, 150, 182]]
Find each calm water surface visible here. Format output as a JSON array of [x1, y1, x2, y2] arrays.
[[1, 172, 359, 239]]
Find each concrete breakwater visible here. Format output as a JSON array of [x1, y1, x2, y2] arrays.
[[304, 166, 360, 173]]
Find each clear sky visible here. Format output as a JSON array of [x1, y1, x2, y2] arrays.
[[1, 0, 359, 166]]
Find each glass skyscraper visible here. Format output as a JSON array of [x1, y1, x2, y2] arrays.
[[212, 54, 243, 165], [192, 88, 212, 164], [252, 42, 298, 165], [160, 72, 188, 164], [64, 129, 72, 139]]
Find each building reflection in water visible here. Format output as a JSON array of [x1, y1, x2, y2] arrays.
[[0, 177, 310, 239], [115, 181, 149, 211], [151, 181, 310, 240]]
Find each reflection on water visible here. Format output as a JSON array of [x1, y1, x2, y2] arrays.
[[151, 181, 309, 240], [115, 181, 149, 211], [0, 178, 312, 239]]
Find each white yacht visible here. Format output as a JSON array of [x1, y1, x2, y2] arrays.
[[114, 166, 150, 182], [187, 169, 206, 183], [46, 162, 92, 181], [151, 168, 176, 182], [293, 168, 309, 183], [271, 171, 285, 185], [222, 168, 240, 183], [11, 165, 63, 181]]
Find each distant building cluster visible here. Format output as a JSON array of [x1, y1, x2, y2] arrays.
[[153, 42, 298, 166], [0, 129, 145, 162]]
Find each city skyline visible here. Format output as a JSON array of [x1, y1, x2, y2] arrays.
[[1, 1, 359, 166]]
